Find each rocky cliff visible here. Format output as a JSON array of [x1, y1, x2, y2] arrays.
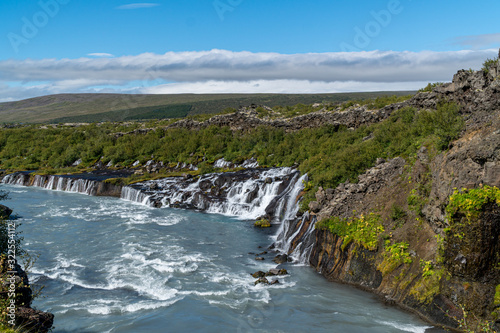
[[0, 208, 54, 332], [285, 58, 500, 330]]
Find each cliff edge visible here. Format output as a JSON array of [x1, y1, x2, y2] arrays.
[[286, 56, 500, 331]]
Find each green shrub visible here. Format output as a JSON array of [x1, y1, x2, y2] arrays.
[[316, 213, 384, 251], [390, 204, 407, 222], [418, 82, 444, 93], [482, 58, 498, 74], [379, 241, 412, 275], [446, 185, 500, 222]]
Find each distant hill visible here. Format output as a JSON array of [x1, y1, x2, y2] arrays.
[[0, 92, 414, 123]]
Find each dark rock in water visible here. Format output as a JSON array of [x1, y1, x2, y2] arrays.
[[267, 268, 289, 276], [255, 257, 265, 261], [246, 186, 260, 203], [265, 177, 273, 184], [0, 204, 13, 219], [254, 277, 269, 285], [248, 252, 255, 255], [252, 271, 266, 278], [270, 279, 280, 285], [268, 244, 276, 250], [258, 251, 268, 255], [273, 254, 288, 264]]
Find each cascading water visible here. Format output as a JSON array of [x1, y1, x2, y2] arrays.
[[2, 173, 101, 196], [3, 167, 316, 264], [119, 167, 314, 264], [119, 167, 302, 221]]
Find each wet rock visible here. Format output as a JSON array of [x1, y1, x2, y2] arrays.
[[254, 277, 269, 285], [258, 251, 268, 255], [252, 271, 266, 278], [0, 204, 12, 219], [255, 257, 265, 261], [273, 254, 288, 264], [270, 279, 280, 285]]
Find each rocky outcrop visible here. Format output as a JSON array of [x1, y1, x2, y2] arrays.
[[0, 208, 54, 332], [408, 57, 500, 132], [114, 101, 409, 137], [167, 103, 404, 132], [282, 61, 500, 330], [309, 158, 406, 223]]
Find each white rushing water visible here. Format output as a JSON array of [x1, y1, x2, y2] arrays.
[[120, 167, 303, 222], [3, 168, 315, 264], [4, 184, 437, 333], [2, 173, 101, 195]]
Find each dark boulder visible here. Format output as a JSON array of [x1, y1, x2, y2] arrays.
[[0, 204, 12, 219], [254, 277, 269, 285], [251, 271, 266, 278], [273, 254, 289, 264]]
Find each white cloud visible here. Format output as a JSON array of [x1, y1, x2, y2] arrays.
[[87, 53, 115, 58], [0, 49, 497, 102], [116, 3, 160, 10], [141, 80, 427, 94]]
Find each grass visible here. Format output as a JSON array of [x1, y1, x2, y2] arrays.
[[0, 91, 414, 124]]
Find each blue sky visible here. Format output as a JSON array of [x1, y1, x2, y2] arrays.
[[0, 0, 499, 101]]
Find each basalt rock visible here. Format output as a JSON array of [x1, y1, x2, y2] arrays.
[[283, 62, 500, 330], [0, 254, 54, 332]]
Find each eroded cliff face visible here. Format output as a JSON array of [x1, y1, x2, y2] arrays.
[[286, 61, 500, 330]]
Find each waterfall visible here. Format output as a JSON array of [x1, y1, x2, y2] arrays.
[[3, 168, 316, 264], [2, 172, 101, 196], [121, 186, 152, 206], [118, 167, 314, 263], [119, 168, 302, 220]]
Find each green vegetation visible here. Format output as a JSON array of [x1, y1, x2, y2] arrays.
[[446, 185, 500, 222], [450, 305, 497, 333], [52, 104, 192, 123], [315, 213, 384, 251], [0, 102, 464, 201], [378, 241, 413, 275], [482, 57, 499, 75], [410, 266, 445, 304], [418, 82, 444, 93], [390, 204, 407, 227], [339, 94, 413, 111], [0, 91, 414, 124], [254, 218, 271, 228]]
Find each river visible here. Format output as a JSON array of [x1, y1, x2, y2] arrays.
[[3, 184, 441, 333]]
